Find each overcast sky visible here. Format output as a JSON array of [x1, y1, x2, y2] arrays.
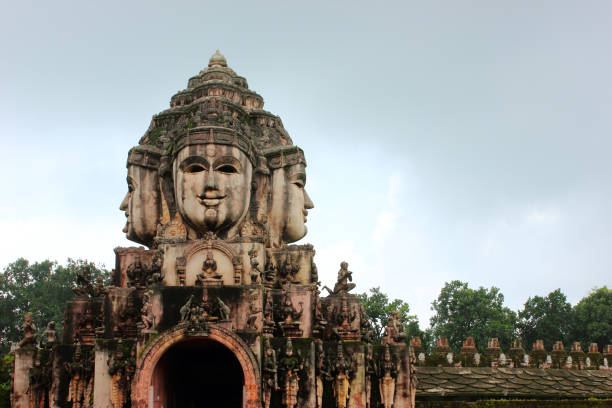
[[1, 0, 611, 327]]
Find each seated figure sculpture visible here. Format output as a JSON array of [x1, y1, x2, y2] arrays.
[[324, 262, 356, 296], [119, 145, 162, 247]]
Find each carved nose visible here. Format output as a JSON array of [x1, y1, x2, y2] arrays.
[[203, 169, 218, 190], [304, 191, 314, 210], [119, 192, 129, 211]]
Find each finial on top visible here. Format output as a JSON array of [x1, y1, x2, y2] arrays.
[[209, 50, 227, 67]]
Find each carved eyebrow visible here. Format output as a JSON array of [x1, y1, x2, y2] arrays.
[[290, 172, 306, 184], [212, 156, 242, 172], [179, 156, 210, 171]]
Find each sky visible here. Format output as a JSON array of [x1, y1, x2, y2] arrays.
[[1, 0, 611, 328]]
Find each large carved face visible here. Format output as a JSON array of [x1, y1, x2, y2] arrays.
[[119, 164, 160, 246], [269, 163, 314, 247], [174, 143, 252, 236]]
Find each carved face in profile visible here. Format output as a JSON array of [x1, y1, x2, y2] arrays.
[[174, 143, 252, 237], [269, 162, 314, 247], [119, 163, 160, 246]]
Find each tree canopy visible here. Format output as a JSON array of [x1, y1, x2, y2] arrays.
[[358, 287, 418, 343], [571, 286, 612, 349], [429, 280, 517, 352], [517, 289, 573, 351], [0, 258, 109, 353]]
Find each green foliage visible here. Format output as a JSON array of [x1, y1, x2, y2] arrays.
[[430, 280, 517, 352], [572, 287, 612, 350], [357, 287, 418, 343], [0, 354, 13, 408], [0, 258, 109, 354], [517, 289, 573, 350]]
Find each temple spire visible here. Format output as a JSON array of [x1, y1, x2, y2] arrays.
[[208, 49, 227, 67]]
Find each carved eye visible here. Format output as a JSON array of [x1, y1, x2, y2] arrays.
[[184, 164, 206, 173], [293, 180, 304, 188], [216, 164, 238, 174]]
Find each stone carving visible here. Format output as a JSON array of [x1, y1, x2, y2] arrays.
[[323, 262, 355, 296], [378, 345, 397, 408], [314, 339, 330, 408], [29, 349, 53, 408], [139, 290, 155, 331], [248, 247, 262, 283], [216, 297, 231, 321], [312, 289, 329, 338], [65, 344, 94, 408], [12, 52, 419, 408], [277, 293, 303, 337], [108, 343, 136, 408], [278, 255, 301, 287], [359, 303, 375, 343], [278, 338, 303, 408], [330, 342, 354, 408], [39, 321, 57, 349], [262, 338, 279, 408], [173, 132, 254, 239], [245, 289, 261, 331], [263, 292, 275, 336], [382, 312, 406, 345], [331, 299, 359, 341], [119, 145, 162, 247], [18, 312, 37, 349], [266, 146, 314, 248]]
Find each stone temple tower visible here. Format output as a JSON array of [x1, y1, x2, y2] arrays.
[[12, 51, 416, 408]]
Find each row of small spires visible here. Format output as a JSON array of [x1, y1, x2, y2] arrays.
[[409, 336, 612, 370]]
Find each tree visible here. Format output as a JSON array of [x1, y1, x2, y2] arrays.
[[571, 286, 612, 350], [0, 258, 109, 353], [517, 289, 573, 351], [358, 287, 419, 343], [430, 280, 517, 352]]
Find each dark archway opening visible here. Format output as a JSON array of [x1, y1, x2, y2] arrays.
[[153, 338, 244, 408]]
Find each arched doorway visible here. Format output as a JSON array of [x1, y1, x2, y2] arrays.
[[132, 325, 260, 408], [152, 338, 244, 408]]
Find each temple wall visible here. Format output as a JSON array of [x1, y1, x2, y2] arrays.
[[12, 348, 34, 408]]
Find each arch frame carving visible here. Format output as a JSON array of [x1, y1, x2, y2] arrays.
[[131, 324, 261, 408]]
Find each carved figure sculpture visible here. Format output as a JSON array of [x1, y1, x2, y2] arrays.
[[179, 295, 195, 322], [249, 247, 261, 283], [29, 350, 53, 408], [314, 339, 330, 408], [378, 345, 397, 408], [140, 290, 155, 330], [18, 312, 37, 349], [331, 342, 354, 408], [324, 262, 355, 296], [216, 297, 231, 321], [279, 338, 302, 408], [173, 132, 254, 239], [65, 345, 94, 408], [108, 345, 136, 408], [262, 338, 279, 408], [119, 145, 162, 247], [382, 312, 406, 345], [278, 294, 303, 324], [267, 146, 314, 248], [246, 289, 261, 331], [39, 321, 57, 349]]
